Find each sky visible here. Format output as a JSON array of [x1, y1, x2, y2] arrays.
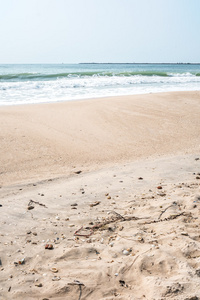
[[0, 0, 199, 63]]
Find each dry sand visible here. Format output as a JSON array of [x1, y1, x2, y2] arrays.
[[0, 91, 200, 299], [0, 91, 200, 186]]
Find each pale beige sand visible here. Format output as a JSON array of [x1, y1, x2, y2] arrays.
[[0, 92, 200, 300], [0, 91, 200, 186]]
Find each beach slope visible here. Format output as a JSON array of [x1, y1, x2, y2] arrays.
[[0, 91, 200, 186], [0, 91, 200, 299]]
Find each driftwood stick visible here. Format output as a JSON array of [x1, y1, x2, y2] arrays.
[[74, 210, 186, 238], [142, 212, 186, 225], [78, 285, 82, 300], [74, 226, 93, 237], [74, 212, 149, 237], [68, 280, 84, 300], [28, 200, 47, 208], [158, 202, 177, 220]]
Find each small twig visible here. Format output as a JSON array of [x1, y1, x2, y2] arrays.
[[68, 280, 84, 300], [74, 226, 93, 238], [121, 248, 151, 274], [74, 213, 150, 237], [142, 212, 186, 225], [158, 202, 177, 220], [28, 200, 47, 208], [78, 285, 82, 300], [91, 215, 141, 230]]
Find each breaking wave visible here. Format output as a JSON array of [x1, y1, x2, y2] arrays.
[[0, 71, 199, 82]]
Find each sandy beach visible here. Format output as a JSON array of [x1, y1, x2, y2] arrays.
[[1, 91, 200, 299], [1, 91, 200, 187]]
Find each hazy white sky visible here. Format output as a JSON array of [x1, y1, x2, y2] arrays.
[[0, 0, 199, 63]]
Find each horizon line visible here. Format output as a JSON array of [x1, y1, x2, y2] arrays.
[[1, 62, 200, 65]]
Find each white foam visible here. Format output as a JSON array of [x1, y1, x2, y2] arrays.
[[1, 73, 200, 105]]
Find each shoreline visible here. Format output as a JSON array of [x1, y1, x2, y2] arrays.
[[1, 90, 200, 187], [1, 89, 200, 107]]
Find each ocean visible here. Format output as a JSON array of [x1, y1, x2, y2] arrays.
[[0, 63, 200, 105]]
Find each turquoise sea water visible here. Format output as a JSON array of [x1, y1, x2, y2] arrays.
[[0, 63, 200, 105]]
